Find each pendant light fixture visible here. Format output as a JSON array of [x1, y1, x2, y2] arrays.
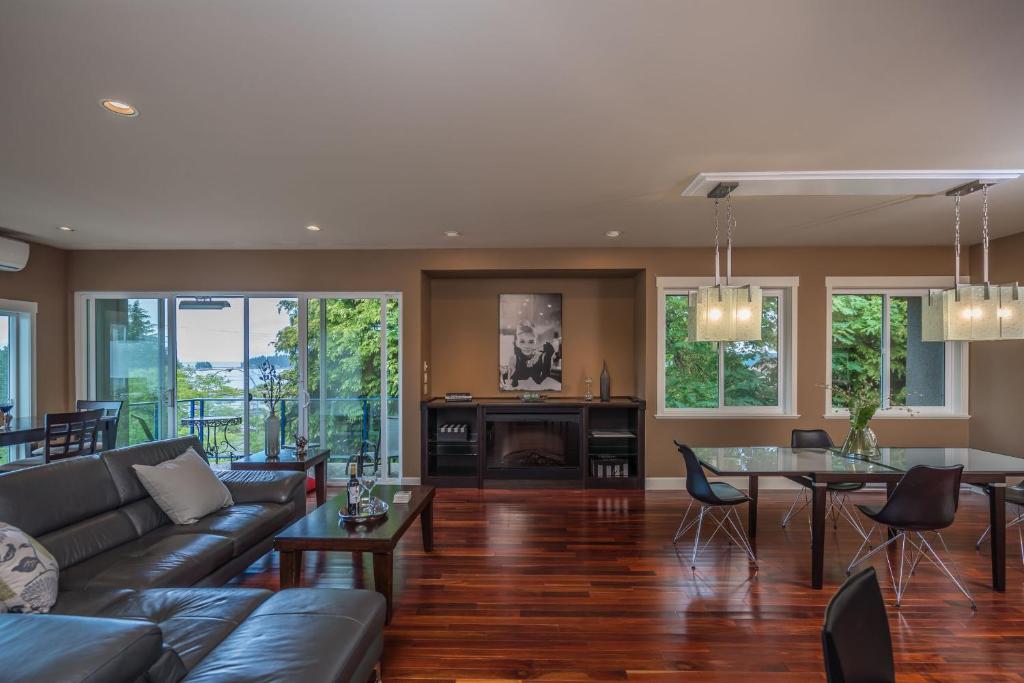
[[922, 183, 1023, 341], [688, 184, 762, 342]]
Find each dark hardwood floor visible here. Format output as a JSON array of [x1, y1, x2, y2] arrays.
[[229, 487, 1024, 682]]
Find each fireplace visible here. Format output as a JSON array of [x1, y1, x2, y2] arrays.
[[485, 412, 581, 480]]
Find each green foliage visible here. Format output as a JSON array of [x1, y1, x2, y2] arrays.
[[664, 295, 779, 409], [830, 294, 908, 407]]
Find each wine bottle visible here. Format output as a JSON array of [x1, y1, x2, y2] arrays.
[[347, 463, 360, 515]]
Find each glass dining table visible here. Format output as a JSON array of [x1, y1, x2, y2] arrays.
[[691, 446, 1024, 591]]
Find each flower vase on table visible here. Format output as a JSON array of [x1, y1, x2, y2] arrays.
[[258, 360, 282, 458], [832, 379, 881, 459]]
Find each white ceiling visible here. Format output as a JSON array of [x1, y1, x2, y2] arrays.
[[2, 0, 1024, 250]]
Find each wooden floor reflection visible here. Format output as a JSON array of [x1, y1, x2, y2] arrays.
[[229, 487, 1024, 682]]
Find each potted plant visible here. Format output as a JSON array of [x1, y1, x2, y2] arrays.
[[832, 379, 882, 458], [259, 360, 282, 457]]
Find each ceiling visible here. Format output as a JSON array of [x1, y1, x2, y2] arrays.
[[2, 0, 1024, 250]]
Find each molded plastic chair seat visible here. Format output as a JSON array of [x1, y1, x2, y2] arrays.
[[794, 475, 865, 492], [709, 482, 750, 504]]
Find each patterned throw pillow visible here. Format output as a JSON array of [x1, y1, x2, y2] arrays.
[[0, 522, 59, 613]]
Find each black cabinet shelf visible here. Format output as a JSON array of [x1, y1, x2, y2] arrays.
[[422, 397, 644, 489]]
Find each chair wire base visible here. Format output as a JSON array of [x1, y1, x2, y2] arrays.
[[780, 488, 870, 541], [673, 500, 757, 569], [975, 504, 1024, 565], [847, 524, 975, 609]]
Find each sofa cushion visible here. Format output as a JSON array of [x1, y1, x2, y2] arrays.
[[0, 613, 163, 683], [101, 436, 207, 506], [152, 503, 292, 556], [216, 469, 306, 506], [132, 449, 234, 525], [0, 455, 121, 538], [60, 533, 234, 592], [37, 509, 140, 571], [51, 588, 137, 617], [182, 589, 386, 683], [0, 523, 59, 613], [99, 588, 272, 670]]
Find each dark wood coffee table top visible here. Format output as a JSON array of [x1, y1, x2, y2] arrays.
[[274, 484, 436, 553], [231, 447, 329, 471]]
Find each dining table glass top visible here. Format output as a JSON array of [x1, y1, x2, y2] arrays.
[[691, 446, 1024, 476]]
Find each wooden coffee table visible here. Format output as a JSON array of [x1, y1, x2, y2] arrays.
[[231, 448, 329, 507], [273, 484, 435, 623]]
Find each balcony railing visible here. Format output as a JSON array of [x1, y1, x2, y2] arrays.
[[121, 397, 388, 464]]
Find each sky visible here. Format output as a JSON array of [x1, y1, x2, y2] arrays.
[[175, 297, 293, 364]]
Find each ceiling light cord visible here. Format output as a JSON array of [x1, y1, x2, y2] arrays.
[[713, 200, 721, 285], [982, 184, 990, 285], [953, 193, 961, 295], [725, 194, 735, 285]]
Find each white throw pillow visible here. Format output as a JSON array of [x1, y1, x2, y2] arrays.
[[0, 522, 59, 614], [132, 448, 233, 525]]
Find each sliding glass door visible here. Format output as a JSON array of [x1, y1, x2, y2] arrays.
[[80, 292, 401, 479], [84, 298, 173, 447]]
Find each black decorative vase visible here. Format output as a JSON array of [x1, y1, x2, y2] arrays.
[[599, 362, 611, 402]]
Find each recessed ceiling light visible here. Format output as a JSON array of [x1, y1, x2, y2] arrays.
[[58, 225, 75, 232], [605, 230, 622, 238], [305, 225, 321, 232], [100, 99, 138, 117], [444, 230, 461, 238]]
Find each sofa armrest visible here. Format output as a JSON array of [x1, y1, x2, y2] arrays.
[[217, 469, 306, 507], [0, 613, 163, 683]]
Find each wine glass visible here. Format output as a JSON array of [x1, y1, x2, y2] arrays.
[[359, 469, 379, 511]]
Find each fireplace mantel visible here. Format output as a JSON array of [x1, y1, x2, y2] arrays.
[[421, 397, 645, 489]]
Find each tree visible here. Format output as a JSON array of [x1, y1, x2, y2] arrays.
[[664, 295, 780, 408], [831, 295, 907, 406]]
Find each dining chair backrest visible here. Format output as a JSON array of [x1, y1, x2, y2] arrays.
[[76, 399, 123, 422], [822, 566, 895, 683], [674, 441, 721, 505], [791, 429, 834, 449], [76, 400, 123, 449], [43, 409, 104, 463], [876, 464, 964, 530]]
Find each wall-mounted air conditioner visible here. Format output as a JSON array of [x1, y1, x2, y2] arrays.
[[0, 235, 30, 271]]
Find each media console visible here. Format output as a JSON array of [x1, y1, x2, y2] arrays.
[[420, 397, 645, 488]]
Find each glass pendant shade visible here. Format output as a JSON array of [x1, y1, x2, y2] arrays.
[[998, 284, 1024, 339], [943, 286, 1000, 341], [921, 291, 946, 342], [688, 284, 762, 342]]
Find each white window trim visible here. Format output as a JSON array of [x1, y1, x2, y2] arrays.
[[824, 276, 969, 420], [0, 298, 37, 419], [656, 276, 799, 419]]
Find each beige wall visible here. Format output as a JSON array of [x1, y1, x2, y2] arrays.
[[969, 231, 1024, 457], [0, 241, 69, 414], [64, 245, 973, 479], [429, 276, 637, 397]]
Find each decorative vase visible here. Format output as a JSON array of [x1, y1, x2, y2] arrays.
[[599, 362, 611, 402], [265, 413, 281, 457], [583, 377, 594, 402], [841, 425, 879, 458]]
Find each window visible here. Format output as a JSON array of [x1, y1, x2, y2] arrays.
[[657, 278, 798, 417], [0, 299, 35, 418], [77, 292, 402, 481], [826, 278, 967, 418]]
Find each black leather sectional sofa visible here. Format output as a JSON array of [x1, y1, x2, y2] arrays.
[[0, 436, 385, 682]]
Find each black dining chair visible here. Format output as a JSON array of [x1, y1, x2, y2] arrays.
[[37, 409, 104, 463], [974, 482, 1024, 566], [672, 441, 757, 569], [822, 566, 895, 683], [76, 399, 123, 451], [781, 429, 868, 539], [847, 464, 973, 608]]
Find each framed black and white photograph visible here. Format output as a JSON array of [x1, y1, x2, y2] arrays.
[[499, 293, 562, 391]]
